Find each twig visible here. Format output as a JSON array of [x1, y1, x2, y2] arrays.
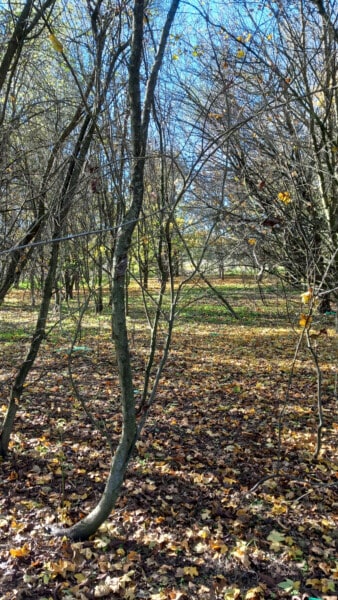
[[276, 329, 305, 472], [67, 294, 114, 454], [305, 329, 324, 459], [247, 474, 281, 494]]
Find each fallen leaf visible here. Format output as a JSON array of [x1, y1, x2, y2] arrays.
[[9, 543, 30, 558], [267, 530, 285, 551], [183, 566, 199, 577]]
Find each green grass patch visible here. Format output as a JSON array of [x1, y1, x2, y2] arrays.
[[0, 327, 31, 342]]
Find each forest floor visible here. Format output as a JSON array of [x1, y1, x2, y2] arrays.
[[0, 277, 337, 600]]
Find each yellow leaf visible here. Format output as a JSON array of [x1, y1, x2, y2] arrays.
[[224, 588, 241, 599], [299, 313, 312, 328], [210, 539, 228, 551], [232, 542, 251, 568], [44, 558, 75, 577], [197, 527, 210, 539], [172, 54, 179, 60], [318, 561, 331, 575], [305, 578, 321, 587], [236, 49, 245, 58], [277, 579, 300, 593], [248, 238, 256, 245], [271, 501, 287, 514], [120, 571, 135, 587], [208, 112, 222, 120], [277, 191, 292, 204], [267, 530, 285, 551], [125, 587, 136, 600], [301, 288, 313, 304], [126, 551, 141, 562], [9, 543, 30, 558], [287, 545, 303, 560], [223, 476, 237, 484], [331, 562, 338, 579], [267, 33, 273, 40], [321, 579, 336, 593], [49, 33, 63, 53], [245, 585, 266, 599], [183, 566, 199, 577], [323, 534, 333, 544]]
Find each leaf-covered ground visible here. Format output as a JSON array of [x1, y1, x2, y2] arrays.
[[0, 279, 337, 600]]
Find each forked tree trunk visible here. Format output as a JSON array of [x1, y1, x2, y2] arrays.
[[51, 0, 180, 541]]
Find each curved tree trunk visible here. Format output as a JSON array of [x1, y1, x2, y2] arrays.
[[50, 425, 137, 541], [51, 0, 180, 542]]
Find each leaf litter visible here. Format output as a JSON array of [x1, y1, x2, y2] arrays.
[[0, 282, 337, 599]]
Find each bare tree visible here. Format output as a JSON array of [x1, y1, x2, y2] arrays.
[[0, 1, 130, 457], [189, 0, 338, 298], [48, 0, 180, 541]]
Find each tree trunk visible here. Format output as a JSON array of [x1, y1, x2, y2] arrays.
[[50, 427, 137, 541], [0, 242, 59, 457], [50, 0, 180, 541], [0, 99, 86, 306], [0, 118, 95, 457]]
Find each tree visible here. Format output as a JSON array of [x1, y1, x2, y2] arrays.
[[0, 0, 130, 456], [47, 0, 181, 541], [189, 0, 338, 302], [0, 0, 56, 97], [0, 2, 46, 300]]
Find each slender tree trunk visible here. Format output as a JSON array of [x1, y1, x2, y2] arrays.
[[50, 0, 180, 541], [0, 118, 95, 457], [95, 249, 104, 313], [0, 215, 45, 305], [0, 242, 59, 456], [0, 102, 86, 305]]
